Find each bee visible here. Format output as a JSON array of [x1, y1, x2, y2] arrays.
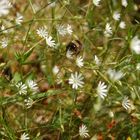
[[66, 40, 83, 57]]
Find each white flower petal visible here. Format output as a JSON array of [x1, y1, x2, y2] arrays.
[[36, 27, 48, 38], [130, 36, 140, 54], [113, 11, 121, 21], [79, 124, 90, 138], [69, 72, 84, 89], [97, 81, 108, 99], [122, 96, 131, 110], [93, 0, 101, 6], [20, 133, 30, 140]]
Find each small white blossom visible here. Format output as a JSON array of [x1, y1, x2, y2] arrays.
[[27, 80, 38, 93], [1, 25, 5, 30], [24, 97, 34, 109], [104, 23, 112, 37], [1, 25, 8, 33], [121, 0, 128, 7], [122, 96, 131, 110], [56, 25, 67, 36], [46, 36, 55, 48], [66, 24, 73, 35], [56, 24, 72, 36], [76, 56, 84, 68], [107, 68, 124, 81], [134, 5, 138, 11], [94, 55, 100, 65], [20, 133, 30, 140], [52, 65, 59, 75], [36, 27, 48, 38], [15, 13, 23, 25], [1, 38, 8, 48], [109, 111, 114, 118], [136, 63, 140, 70], [97, 81, 108, 99], [130, 36, 140, 54], [119, 21, 126, 29], [16, 82, 27, 95], [69, 72, 84, 89], [79, 124, 89, 138], [113, 11, 121, 21], [0, 0, 12, 17], [93, 0, 101, 6]]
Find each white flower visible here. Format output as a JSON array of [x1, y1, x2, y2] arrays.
[[0, 0, 11, 17], [113, 11, 121, 21], [109, 111, 114, 118], [104, 23, 112, 37], [134, 5, 138, 11], [20, 133, 30, 140], [66, 49, 73, 59], [94, 55, 100, 65], [69, 72, 84, 89], [130, 36, 140, 54], [24, 97, 34, 109], [36, 27, 48, 38], [107, 68, 124, 81], [52, 65, 59, 75], [122, 96, 131, 110], [1, 25, 8, 33], [93, 0, 101, 6], [27, 80, 38, 93], [16, 82, 27, 95], [15, 13, 23, 25], [56, 24, 72, 36], [119, 21, 126, 29], [46, 36, 55, 48], [79, 124, 89, 138], [66, 24, 73, 35], [97, 81, 108, 99], [56, 25, 67, 36], [121, 0, 128, 7], [1, 38, 8, 48], [136, 63, 140, 70], [76, 56, 84, 68]]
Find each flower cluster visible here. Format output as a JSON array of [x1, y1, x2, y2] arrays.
[[1, 0, 139, 139], [16, 80, 38, 95], [37, 27, 56, 48]]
